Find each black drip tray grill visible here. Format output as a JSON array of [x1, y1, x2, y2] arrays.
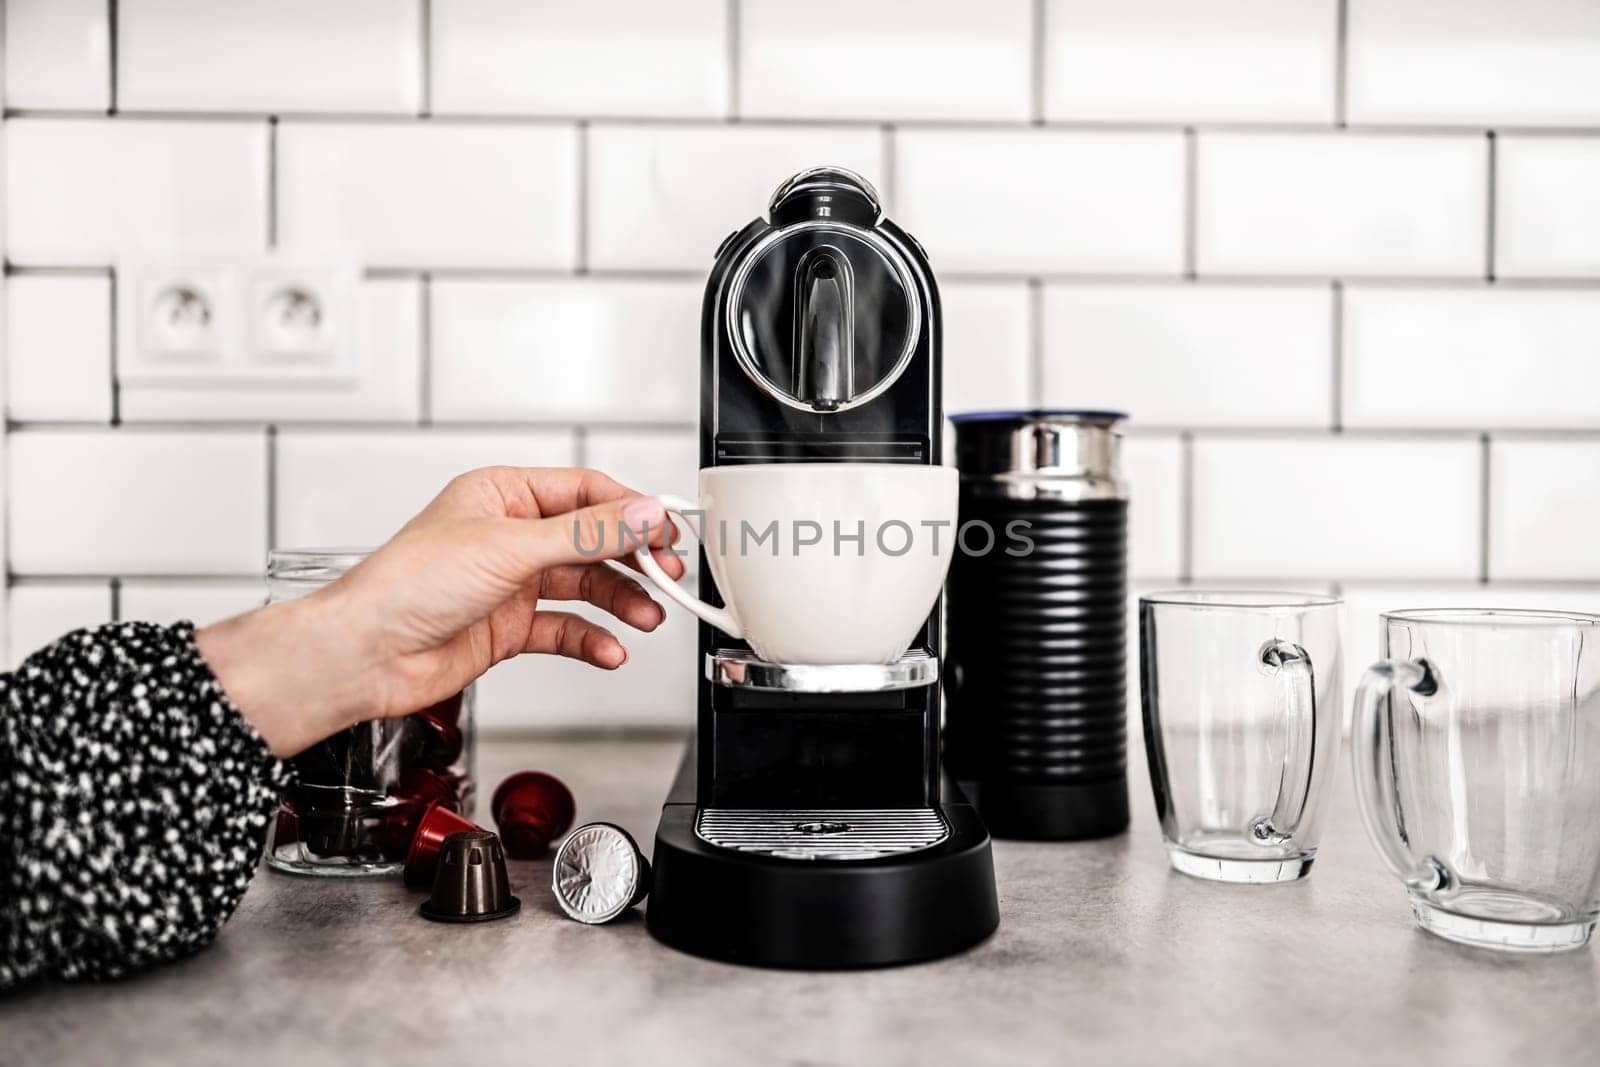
[[695, 808, 950, 861]]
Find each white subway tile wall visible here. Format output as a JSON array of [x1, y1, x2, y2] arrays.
[[116, 0, 422, 113], [1044, 0, 1338, 123], [1496, 137, 1600, 279], [3, 1, 1598, 728]]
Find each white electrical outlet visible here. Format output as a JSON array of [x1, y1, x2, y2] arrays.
[[118, 257, 359, 387]]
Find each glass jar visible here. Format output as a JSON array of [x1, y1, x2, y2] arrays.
[[264, 549, 476, 877]]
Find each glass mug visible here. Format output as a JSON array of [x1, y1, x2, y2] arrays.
[[1352, 609, 1600, 952], [1140, 592, 1344, 883], [264, 549, 476, 877]]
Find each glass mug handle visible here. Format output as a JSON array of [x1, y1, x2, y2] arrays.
[[1350, 658, 1456, 895], [631, 493, 744, 640], [1249, 639, 1319, 846]]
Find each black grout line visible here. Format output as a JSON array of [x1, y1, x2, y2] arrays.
[[1182, 127, 1198, 279], [1479, 432, 1492, 583], [109, 577, 122, 622], [419, 0, 432, 118], [107, 0, 119, 114], [1485, 131, 1498, 282], [418, 274, 433, 425], [880, 124, 896, 205], [108, 271, 121, 425], [1334, 0, 1349, 128], [1178, 431, 1195, 582], [1030, 0, 1047, 125], [265, 425, 278, 552], [1027, 277, 1044, 405], [725, 0, 741, 119], [575, 122, 590, 272], [11, 105, 1600, 138], [1330, 281, 1343, 431], [266, 116, 279, 249], [16, 261, 1600, 289]]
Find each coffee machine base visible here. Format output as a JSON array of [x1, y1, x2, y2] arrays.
[[646, 744, 1000, 969]]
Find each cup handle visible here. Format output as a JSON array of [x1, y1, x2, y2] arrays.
[[632, 493, 743, 641], [1249, 639, 1319, 846], [1350, 658, 1456, 895]]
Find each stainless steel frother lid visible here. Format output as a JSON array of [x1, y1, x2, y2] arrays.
[[951, 409, 1128, 501]]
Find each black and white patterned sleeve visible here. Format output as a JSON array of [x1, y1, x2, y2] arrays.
[[0, 621, 290, 990]]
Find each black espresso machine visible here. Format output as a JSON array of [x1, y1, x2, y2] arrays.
[[645, 167, 1000, 968]]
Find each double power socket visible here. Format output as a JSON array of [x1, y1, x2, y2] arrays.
[[117, 257, 359, 388]]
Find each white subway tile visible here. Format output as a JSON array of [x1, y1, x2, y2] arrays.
[[5, 275, 113, 422], [430, 279, 697, 422], [741, 0, 1030, 121], [1341, 582, 1600, 703], [277, 123, 577, 269], [7, 583, 112, 669], [1347, 0, 1600, 126], [431, 0, 727, 117], [119, 580, 264, 627], [1045, 0, 1337, 123], [1195, 133, 1487, 277], [8, 430, 268, 575], [1042, 283, 1332, 427], [1496, 138, 1600, 279], [586, 125, 884, 271], [275, 430, 577, 549], [896, 130, 1186, 274], [942, 283, 1033, 415], [4, 0, 111, 110], [5, 119, 269, 266], [1124, 434, 1185, 579], [1489, 439, 1600, 580], [1345, 287, 1600, 430], [117, 0, 419, 113], [121, 278, 422, 422], [584, 430, 700, 504], [476, 601, 696, 729], [1191, 436, 1481, 579]]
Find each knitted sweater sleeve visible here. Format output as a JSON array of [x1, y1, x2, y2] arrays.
[[0, 621, 289, 990]]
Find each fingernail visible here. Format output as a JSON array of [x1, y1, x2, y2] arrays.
[[621, 496, 665, 539]]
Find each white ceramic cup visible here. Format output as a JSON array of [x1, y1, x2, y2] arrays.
[[633, 463, 959, 665]]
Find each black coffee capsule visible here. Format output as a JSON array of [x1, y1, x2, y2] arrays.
[[551, 823, 652, 925], [419, 830, 521, 924]]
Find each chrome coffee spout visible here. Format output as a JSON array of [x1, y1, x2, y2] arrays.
[[792, 247, 854, 411]]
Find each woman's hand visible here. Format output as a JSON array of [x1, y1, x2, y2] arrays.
[[196, 466, 684, 757]]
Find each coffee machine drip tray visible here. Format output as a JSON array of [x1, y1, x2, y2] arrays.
[[705, 649, 937, 693], [696, 807, 949, 861]]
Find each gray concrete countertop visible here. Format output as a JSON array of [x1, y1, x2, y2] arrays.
[[5, 737, 1598, 1066]]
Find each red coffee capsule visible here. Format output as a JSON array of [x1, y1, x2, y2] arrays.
[[421, 691, 465, 728], [399, 767, 461, 811], [410, 712, 464, 771], [403, 804, 484, 887], [491, 771, 576, 860]]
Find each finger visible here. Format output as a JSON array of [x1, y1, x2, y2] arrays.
[[538, 563, 666, 632], [613, 538, 689, 581], [406, 466, 640, 527], [522, 611, 628, 669], [513, 494, 674, 574]]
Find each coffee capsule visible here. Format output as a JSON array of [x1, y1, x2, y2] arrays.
[[551, 823, 652, 925], [404, 804, 484, 887], [421, 691, 465, 727], [420, 831, 521, 924], [399, 767, 462, 811], [406, 712, 464, 771], [491, 771, 576, 860]]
